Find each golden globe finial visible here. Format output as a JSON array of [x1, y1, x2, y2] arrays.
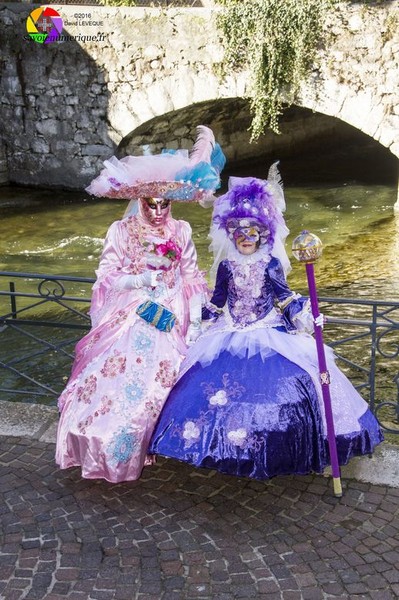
[[292, 230, 323, 263]]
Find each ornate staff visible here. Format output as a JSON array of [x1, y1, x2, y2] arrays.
[[292, 231, 343, 498]]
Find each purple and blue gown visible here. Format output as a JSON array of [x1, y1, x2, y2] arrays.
[[149, 256, 383, 480]]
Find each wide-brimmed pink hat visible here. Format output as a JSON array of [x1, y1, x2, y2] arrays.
[[86, 125, 226, 205]]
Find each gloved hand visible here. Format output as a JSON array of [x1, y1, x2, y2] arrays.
[[185, 293, 203, 345], [294, 310, 326, 333], [186, 320, 202, 346], [120, 270, 163, 289], [293, 309, 313, 333], [189, 293, 202, 322]]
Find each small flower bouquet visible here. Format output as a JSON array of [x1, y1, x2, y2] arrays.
[[145, 238, 182, 271]]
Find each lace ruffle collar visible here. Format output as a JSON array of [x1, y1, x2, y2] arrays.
[[226, 245, 272, 267]]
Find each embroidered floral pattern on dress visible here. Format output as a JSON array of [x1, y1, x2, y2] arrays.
[[125, 382, 145, 403], [201, 372, 246, 404], [76, 395, 113, 434], [110, 310, 128, 329], [77, 374, 97, 404], [100, 351, 127, 378], [183, 421, 201, 444], [163, 266, 179, 290], [209, 389, 228, 406], [180, 412, 214, 447], [85, 332, 101, 352], [75, 332, 101, 363], [178, 375, 247, 448], [227, 428, 248, 447], [107, 427, 138, 465], [122, 217, 167, 274], [133, 332, 153, 353], [228, 260, 268, 327], [147, 281, 167, 301], [121, 218, 183, 298], [227, 430, 264, 452], [98, 395, 113, 415], [155, 360, 178, 389], [78, 414, 93, 435], [145, 398, 163, 419]]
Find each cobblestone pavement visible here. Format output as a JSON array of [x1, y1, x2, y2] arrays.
[[0, 437, 399, 600]]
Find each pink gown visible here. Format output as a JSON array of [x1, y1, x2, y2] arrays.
[[55, 213, 206, 482]]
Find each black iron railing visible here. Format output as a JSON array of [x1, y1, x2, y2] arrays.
[[0, 270, 398, 435], [0, 271, 93, 402]]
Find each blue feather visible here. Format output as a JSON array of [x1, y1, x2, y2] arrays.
[[210, 143, 226, 174], [174, 162, 221, 190]]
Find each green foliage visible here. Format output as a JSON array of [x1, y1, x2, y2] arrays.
[[215, 0, 337, 139], [382, 10, 399, 43], [98, 0, 136, 6]]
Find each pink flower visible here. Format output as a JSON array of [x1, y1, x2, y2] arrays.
[[157, 240, 181, 260], [146, 239, 182, 271], [155, 244, 166, 256]]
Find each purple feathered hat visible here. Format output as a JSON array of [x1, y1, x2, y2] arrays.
[[213, 176, 279, 249]]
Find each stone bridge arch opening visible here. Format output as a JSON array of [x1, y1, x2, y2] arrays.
[[117, 98, 398, 191]]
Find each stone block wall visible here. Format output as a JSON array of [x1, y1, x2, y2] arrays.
[[0, 4, 224, 189], [0, 2, 398, 191]]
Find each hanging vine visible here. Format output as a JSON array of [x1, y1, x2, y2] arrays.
[[215, 0, 338, 140]]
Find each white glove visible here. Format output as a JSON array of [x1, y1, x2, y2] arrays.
[[186, 321, 202, 345], [293, 310, 313, 333], [294, 310, 325, 334], [185, 293, 203, 345], [189, 293, 202, 323], [119, 270, 162, 289]]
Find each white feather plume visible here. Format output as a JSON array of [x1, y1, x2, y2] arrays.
[[189, 125, 215, 165], [267, 160, 286, 212], [267, 160, 284, 189]]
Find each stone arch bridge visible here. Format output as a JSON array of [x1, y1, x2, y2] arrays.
[[0, 1, 398, 207]]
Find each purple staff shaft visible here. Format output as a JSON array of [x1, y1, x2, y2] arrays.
[[305, 262, 342, 496]]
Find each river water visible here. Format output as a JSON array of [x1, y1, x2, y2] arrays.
[[1, 183, 398, 409], [0, 182, 397, 300]]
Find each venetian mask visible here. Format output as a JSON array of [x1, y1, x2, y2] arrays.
[[233, 226, 260, 245], [232, 226, 260, 256], [140, 197, 171, 226]]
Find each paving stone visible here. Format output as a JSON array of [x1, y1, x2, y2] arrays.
[[1, 436, 399, 599], [257, 579, 280, 594], [282, 592, 302, 600], [370, 592, 397, 600]]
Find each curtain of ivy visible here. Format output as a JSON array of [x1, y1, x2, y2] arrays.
[[215, 0, 337, 139]]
